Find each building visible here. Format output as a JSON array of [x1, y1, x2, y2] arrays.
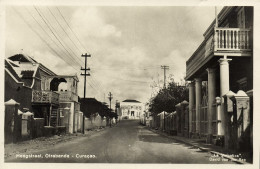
[[119, 99, 144, 119], [185, 6, 253, 150], [5, 54, 81, 135]]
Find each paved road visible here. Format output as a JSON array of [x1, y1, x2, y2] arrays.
[[6, 120, 235, 163]]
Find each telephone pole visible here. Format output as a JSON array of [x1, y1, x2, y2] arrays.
[[108, 92, 113, 110], [81, 53, 91, 134], [161, 65, 169, 89], [108, 92, 113, 127], [161, 65, 169, 131]]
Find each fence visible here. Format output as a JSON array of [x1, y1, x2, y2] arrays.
[[84, 115, 107, 130]]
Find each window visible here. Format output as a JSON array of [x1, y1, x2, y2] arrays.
[[41, 77, 45, 90], [237, 7, 245, 28], [237, 77, 247, 91]]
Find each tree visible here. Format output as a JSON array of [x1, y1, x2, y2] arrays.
[[148, 78, 188, 115], [80, 98, 111, 118]]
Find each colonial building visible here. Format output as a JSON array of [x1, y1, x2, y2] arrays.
[[119, 99, 144, 119], [185, 6, 253, 150], [5, 54, 81, 134]]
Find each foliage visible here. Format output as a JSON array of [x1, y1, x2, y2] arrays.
[[148, 78, 189, 115], [80, 98, 113, 118]]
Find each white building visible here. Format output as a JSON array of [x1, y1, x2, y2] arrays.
[[119, 99, 144, 119]]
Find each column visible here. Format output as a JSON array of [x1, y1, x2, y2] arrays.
[[195, 78, 202, 135], [5, 99, 21, 143], [207, 68, 216, 142], [219, 58, 232, 97], [49, 105, 52, 126], [63, 107, 70, 133], [230, 90, 250, 150], [188, 82, 195, 137], [218, 58, 232, 136]]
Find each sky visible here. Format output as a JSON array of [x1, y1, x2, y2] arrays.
[[5, 5, 221, 106]]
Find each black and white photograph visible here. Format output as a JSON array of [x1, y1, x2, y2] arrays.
[[1, 1, 259, 169]]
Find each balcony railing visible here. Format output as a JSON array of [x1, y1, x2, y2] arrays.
[[214, 28, 251, 51], [186, 27, 252, 80], [58, 91, 78, 102], [32, 90, 59, 105]]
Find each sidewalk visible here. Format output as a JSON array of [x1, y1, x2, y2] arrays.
[[4, 127, 107, 160], [149, 128, 252, 164]]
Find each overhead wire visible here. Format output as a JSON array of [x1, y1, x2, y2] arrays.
[[24, 7, 79, 67], [56, 6, 89, 53], [35, 6, 105, 94], [15, 6, 102, 95], [53, 6, 106, 93], [34, 6, 82, 67], [47, 7, 84, 65]]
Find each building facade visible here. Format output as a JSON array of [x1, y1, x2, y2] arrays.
[[119, 99, 144, 119], [185, 6, 253, 150], [5, 54, 81, 135]]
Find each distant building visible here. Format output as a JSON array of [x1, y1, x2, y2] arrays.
[[119, 99, 144, 119]]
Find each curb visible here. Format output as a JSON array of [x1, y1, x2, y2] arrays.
[[149, 128, 248, 164]]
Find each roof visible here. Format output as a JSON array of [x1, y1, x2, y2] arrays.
[[10, 61, 39, 79], [8, 54, 38, 64], [8, 54, 56, 76], [47, 74, 79, 82], [122, 99, 141, 103], [79, 97, 99, 102]]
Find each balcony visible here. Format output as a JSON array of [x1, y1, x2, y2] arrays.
[[32, 90, 59, 105], [58, 91, 78, 102], [186, 28, 251, 80], [214, 28, 251, 52]]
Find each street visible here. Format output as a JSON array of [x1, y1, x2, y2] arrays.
[[6, 120, 235, 163]]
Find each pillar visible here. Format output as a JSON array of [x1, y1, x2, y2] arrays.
[[218, 58, 232, 136], [219, 58, 232, 97], [5, 99, 21, 143], [49, 105, 52, 126], [63, 107, 70, 133], [188, 81, 195, 137], [195, 78, 202, 135], [231, 90, 250, 150], [223, 91, 235, 150], [207, 68, 216, 142]]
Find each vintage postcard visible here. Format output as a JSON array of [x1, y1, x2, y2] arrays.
[[1, 0, 259, 169]]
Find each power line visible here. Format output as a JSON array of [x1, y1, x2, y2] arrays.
[[34, 6, 81, 67], [47, 7, 84, 65], [40, 7, 83, 66], [24, 7, 79, 67], [91, 65, 161, 71], [13, 7, 103, 96], [12, 7, 60, 58], [56, 7, 89, 53], [13, 7, 83, 75]]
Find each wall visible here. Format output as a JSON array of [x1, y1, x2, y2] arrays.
[[85, 116, 106, 130], [120, 102, 144, 119], [5, 71, 33, 112]]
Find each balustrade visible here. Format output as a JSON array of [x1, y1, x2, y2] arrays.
[[214, 28, 251, 51], [32, 90, 59, 104]]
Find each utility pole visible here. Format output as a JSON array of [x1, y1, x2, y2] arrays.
[[81, 53, 91, 134], [161, 65, 169, 131], [161, 65, 169, 89], [115, 100, 119, 123], [108, 92, 113, 110], [108, 92, 113, 127]]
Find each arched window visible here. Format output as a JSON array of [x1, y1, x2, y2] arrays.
[[59, 82, 68, 91], [50, 78, 67, 91]]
